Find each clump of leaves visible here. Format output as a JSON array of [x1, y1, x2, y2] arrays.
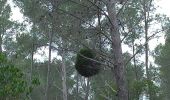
[[0, 65, 27, 97], [132, 80, 146, 96], [26, 77, 40, 95], [0, 53, 40, 99], [75, 48, 100, 77], [0, 53, 7, 64]]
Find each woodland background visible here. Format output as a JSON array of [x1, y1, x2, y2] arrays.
[[0, 0, 170, 100]]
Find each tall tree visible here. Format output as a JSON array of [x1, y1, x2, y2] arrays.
[[61, 40, 68, 100], [106, 0, 128, 99]]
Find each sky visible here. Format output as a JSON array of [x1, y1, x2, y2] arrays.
[[9, 0, 170, 24], [8, 0, 170, 62], [156, 0, 170, 16], [9, 0, 23, 22]]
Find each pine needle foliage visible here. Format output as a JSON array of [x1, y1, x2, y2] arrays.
[[75, 48, 100, 77]]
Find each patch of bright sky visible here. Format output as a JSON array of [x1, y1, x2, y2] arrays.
[[8, 0, 24, 22], [155, 0, 170, 17], [34, 46, 60, 62]]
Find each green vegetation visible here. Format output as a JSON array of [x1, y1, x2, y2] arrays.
[[0, 0, 169, 99], [75, 48, 100, 77], [0, 53, 40, 99]]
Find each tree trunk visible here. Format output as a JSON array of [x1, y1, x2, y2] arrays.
[[61, 40, 68, 100], [106, 0, 128, 100], [30, 34, 35, 82], [143, 0, 151, 99], [76, 73, 79, 100], [144, 0, 149, 81], [28, 36, 34, 100], [85, 78, 90, 100], [132, 42, 138, 80], [45, 32, 53, 100], [0, 34, 2, 53]]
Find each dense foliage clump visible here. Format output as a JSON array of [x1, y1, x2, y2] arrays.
[[75, 48, 100, 77], [0, 53, 40, 99]]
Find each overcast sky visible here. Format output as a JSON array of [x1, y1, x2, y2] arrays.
[[8, 0, 170, 62], [10, 0, 170, 22], [156, 0, 170, 16]]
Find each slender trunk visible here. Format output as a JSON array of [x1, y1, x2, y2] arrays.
[[143, 0, 151, 99], [132, 42, 138, 80], [76, 73, 79, 100], [144, 12, 149, 79], [85, 78, 90, 100], [45, 32, 53, 100], [0, 19, 5, 53], [106, 0, 128, 100], [61, 41, 67, 100], [0, 34, 2, 53], [28, 37, 34, 100], [132, 41, 140, 99], [30, 37, 34, 81], [97, 1, 102, 50], [144, 0, 149, 81]]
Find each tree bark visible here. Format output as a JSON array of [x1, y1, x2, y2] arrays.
[[45, 32, 53, 100], [61, 40, 68, 100], [143, 0, 151, 99], [85, 78, 90, 100], [132, 42, 138, 80], [106, 0, 128, 100], [144, 0, 149, 81], [76, 73, 79, 100], [0, 34, 2, 53], [30, 34, 35, 82]]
